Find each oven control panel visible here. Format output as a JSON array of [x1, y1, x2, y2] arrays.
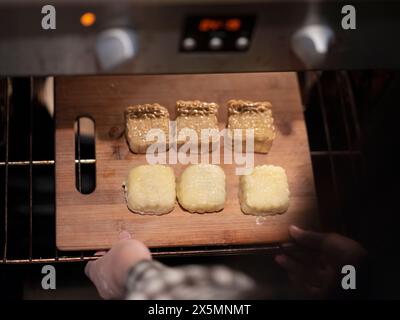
[[180, 16, 256, 52], [1, 1, 400, 75]]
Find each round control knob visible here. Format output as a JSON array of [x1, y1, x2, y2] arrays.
[[235, 36, 249, 50], [182, 37, 196, 51], [209, 37, 223, 50], [95, 28, 138, 70], [291, 24, 334, 68]]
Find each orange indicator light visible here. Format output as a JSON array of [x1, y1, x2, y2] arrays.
[[80, 12, 96, 27]]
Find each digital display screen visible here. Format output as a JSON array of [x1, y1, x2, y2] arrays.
[[198, 18, 242, 32]]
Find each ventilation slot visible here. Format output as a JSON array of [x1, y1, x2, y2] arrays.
[[74, 116, 96, 194]]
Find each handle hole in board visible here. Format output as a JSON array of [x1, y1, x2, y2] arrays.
[[74, 116, 96, 194]]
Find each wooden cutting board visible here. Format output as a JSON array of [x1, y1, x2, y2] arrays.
[[55, 72, 318, 251]]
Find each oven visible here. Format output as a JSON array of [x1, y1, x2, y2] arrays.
[[1, 0, 400, 299]]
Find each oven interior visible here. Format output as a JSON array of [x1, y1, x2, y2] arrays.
[[1, 70, 399, 298]]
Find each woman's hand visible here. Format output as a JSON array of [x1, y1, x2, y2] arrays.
[[85, 231, 152, 299], [275, 226, 367, 298]]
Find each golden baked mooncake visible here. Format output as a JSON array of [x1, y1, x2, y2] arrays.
[[239, 165, 289, 216], [227, 100, 276, 153], [176, 100, 219, 151], [125, 104, 169, 154]]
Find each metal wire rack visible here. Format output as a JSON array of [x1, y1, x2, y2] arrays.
[[0, 71, 364, 264]]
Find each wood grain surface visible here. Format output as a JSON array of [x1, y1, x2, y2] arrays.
[[55, 72, 318, 251]]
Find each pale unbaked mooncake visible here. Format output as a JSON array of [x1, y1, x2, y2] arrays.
[[177, 164, 226, 213], [124, 164, 176, 215], [239, 165, 290, 216], [227, 100, 276, 154]]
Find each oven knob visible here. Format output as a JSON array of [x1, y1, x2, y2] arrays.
[[235, 36, 249, 50], [182, 37, 197, 51], [95, 28, 138, 70], [291, 24, 334, 68], [209, 37, 223, 50]]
